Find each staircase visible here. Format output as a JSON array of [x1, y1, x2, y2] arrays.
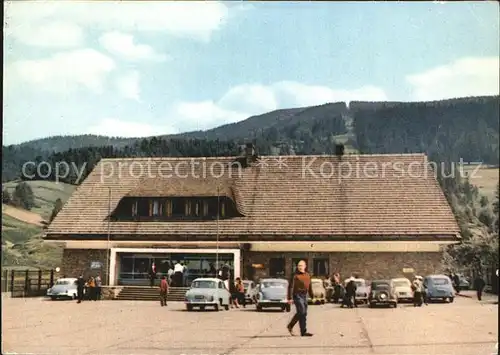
[[115, 287, 190, 301]]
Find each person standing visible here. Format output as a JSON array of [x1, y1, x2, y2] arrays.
[[287, 260, 313, 337], [87, 276, 96, 301], [159, 275, 169, 307], [95, 273, 102, 300], [412, 276, 423, 307], [76, 274, 85, 304], [474, 274, 486, 301], [174, 261, 183, 287], [453, 273, 461, 294], [149, 262, 157, 287], [344, 277, 357, 308]]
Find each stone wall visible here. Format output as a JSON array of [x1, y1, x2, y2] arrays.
[[62, 249, 109, 283], [243, 251, 444, 281]]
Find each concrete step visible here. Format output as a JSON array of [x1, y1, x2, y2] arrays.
[[115, 287, 189, 301]]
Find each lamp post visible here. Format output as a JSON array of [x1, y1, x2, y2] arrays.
[[216, 183, 220, 273], [106, 187, 111, 285]]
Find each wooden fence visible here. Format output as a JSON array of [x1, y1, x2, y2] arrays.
[[1, 269, 55, 297]]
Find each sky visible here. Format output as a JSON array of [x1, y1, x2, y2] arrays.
[[3, 1, 499, 145]]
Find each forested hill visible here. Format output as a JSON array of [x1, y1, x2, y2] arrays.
[[2, 95, 499, 183]]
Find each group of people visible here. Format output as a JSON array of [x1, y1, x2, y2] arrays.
[[149, 261, 189, 287], [76, 273, 102, 303]]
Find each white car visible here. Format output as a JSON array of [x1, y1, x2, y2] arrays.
[[391, 278, 413, 303], [47, 278, 78, 300], [184, 278, 231, 311]]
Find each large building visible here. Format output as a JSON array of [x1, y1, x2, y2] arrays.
[[45, 146, 461, 285]]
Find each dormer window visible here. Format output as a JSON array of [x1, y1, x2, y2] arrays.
[[113, 196, 241, 221]]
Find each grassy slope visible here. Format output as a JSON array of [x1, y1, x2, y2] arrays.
[[1, 181, 76, 268]]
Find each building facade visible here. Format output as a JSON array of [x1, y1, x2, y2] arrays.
[[45, 147, 461, 285]]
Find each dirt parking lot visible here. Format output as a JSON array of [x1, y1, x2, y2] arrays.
[[2, 293, 498, 355]]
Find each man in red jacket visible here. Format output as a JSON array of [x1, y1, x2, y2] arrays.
[[287, 260, 313, 337], [159, 275, 169, 307]]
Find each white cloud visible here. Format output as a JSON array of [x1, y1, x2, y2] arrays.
[[176, 101, 248, 129], [406, 57, 500, 101], [6, 49, 115, 93], [115, 71, 141, 101], [99, 31, 167, 62], [5, 1, 229, 42], [87, 118, 178, 138], [5, 21, 84, 47], [271, 82, 388, 106], [174, 81, 388, 130], [218, 84, 278, 113]]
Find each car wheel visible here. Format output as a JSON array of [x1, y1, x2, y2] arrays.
[[449, 297, 454, 303], [393, 302, 397, 308], [200, 306, 205, 311], [72, 294, 77, 300], [321, 299, 325, 305], [214, 303, 219, 311], [444, 297, 450, 303], [369, 303, 374, 308], [51, 296, 57, 301], [285, 304, 291, 312], [224, 304, 229, 311], [256, 305, 262, 312], [186, 305, 193, 311]]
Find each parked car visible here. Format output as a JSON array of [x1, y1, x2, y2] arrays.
[[351, 278, 370, 304], [458, 275, 470, 290], [243, 280, 258, 304], [46, 278, 78, 300], [184, 278, 231, 311], [423, 275, 455, 303], [391, 277, 413, 303], [256, 278, 291, 312], [368, 280, 398, 308], [309, 278, 327, 304]]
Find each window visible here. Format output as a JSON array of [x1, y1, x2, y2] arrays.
[[184, 200, 191, 216], [172, 199, 184, 216], [165, 200, 172, 217], [220, 201, 225, 218], [202, 200, 209, 216], [269, 258, 285, 277], [313, 258, 329, 277], [150, 200, 161, 216], [131, 201, 138, 216]]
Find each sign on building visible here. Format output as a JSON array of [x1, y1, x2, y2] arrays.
[[90, 261, 102, 269], [402, 268, 414, 273]]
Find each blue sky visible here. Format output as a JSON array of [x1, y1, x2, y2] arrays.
[[3, 1, 499, 145]]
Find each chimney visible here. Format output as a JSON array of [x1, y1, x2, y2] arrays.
[[245, 143, 255, 165], [335, 144, 345, 157]]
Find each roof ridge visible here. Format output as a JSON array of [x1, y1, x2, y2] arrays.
[[99, 153, 427, 162]]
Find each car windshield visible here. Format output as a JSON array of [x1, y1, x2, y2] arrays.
[[262, 281, 286, 288], [191, 281, 216, 289], [393, 281, 410, 287], [355, 281, 365, 287], [55, 280, 71, 285], [372, 283, 390, 289], [432, 278, 449, 285]]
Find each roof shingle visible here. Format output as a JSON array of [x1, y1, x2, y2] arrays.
[[46, 154, 460, 238]]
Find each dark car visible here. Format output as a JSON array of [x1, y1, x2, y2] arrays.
[[368, 280, 398, 308]]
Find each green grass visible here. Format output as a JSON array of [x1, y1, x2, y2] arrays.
[[3, 180, 76, 220], [2, 180, 74, 268]]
